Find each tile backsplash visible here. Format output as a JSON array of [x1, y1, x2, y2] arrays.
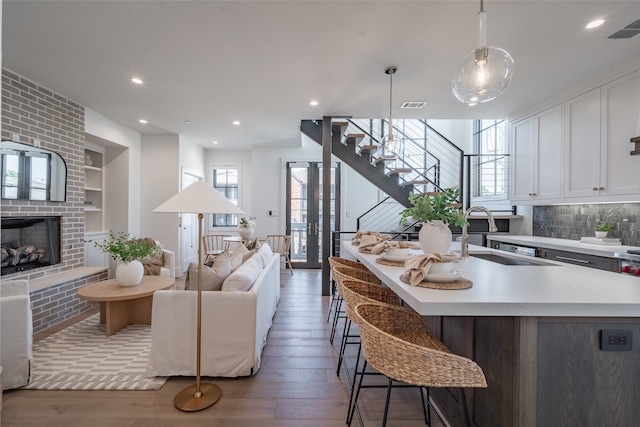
[[533, 204, 640, 246]]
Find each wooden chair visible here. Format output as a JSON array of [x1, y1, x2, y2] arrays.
[[202, 234, 231, 262], [351, 303, 487, 427], [266, 234, 293, 275]]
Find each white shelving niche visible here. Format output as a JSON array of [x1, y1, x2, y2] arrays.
[[84, 143, 104, 232]]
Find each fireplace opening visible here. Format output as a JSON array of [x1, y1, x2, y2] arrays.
[[1, 216, 62, 275]]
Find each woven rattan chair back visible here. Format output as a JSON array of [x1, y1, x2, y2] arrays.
[[328, 257, 370, 273], [340, 280, 401, 322], [354, 303, 487, 389], [331, 265, 381, 288]]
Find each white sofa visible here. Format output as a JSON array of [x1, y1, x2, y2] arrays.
[[147, 249, 280, 377], [1, 280, 33, 390]]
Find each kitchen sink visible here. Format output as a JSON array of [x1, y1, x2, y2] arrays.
[[470, 253, 555, 266]]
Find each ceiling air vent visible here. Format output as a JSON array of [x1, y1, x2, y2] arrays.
[[401, 101, 426, 109], [607, 18, 640, 39]]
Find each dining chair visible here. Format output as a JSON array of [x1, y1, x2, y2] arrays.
[[266, 234, 293, 275], [351, 303, 487, 427], [202, 234, 231, 263]]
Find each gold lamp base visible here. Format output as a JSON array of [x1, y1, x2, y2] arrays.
[[174, 383, 222, 412]]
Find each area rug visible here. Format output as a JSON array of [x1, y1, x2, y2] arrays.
[[24, 314, 167, 390]]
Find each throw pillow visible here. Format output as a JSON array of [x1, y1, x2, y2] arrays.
[[185, 250, 231, 291], [230, 244, 250, 271], [221, 254, 262, 292], [257, 243, 273, 266], [139, 238, 165, 275]]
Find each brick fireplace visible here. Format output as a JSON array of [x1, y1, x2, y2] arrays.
[[2, 69, 108, 332]]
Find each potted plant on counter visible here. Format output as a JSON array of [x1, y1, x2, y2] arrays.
[[399, 187, 468, 254], [95, 231, 162, 286], [594, 223, 612, 239]]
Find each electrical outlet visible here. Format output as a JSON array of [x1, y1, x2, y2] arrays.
[[600, 329, 632, 351]]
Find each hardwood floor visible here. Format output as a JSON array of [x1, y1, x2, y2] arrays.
[[2, 269, 443, 427]]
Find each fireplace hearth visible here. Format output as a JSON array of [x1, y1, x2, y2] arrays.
[[1, 216, 62, 275]]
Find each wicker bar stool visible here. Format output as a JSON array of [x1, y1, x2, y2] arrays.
[[337, 279, 401, 376], [340, 279, 403, 423], [327, 257, 370, 324], [352, 303, 487, 427], [328, 264, 381, 345]]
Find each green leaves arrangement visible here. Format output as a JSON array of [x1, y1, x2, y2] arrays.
[[399, 187, 468, 227], [94, 231, 162, 263], [594, 223, 612, 232]]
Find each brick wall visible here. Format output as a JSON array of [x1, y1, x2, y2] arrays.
[[1, 68, 86, 281], [1, 69, 105, 331], [30, 270, 108, 333]]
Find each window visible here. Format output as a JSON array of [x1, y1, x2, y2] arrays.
[[473, 119, 508, 198], [210, 166, 239, 227], [1, 151, 50, 201]]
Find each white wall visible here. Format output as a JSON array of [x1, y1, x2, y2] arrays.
[[428, 119, 474, 153], [84, 108, 143, 234], [140, 134, 180, 253], [205, 134, 381, 239]]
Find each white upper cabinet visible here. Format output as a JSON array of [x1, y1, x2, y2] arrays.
[[563, 88, 601, 198], [600, 70, 640, 198], [564, 70, 640, 201], [511, 104, 562, 204]]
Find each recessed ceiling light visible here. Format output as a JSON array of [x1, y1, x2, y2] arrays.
[[212, 141, 219, 145], [232, 120, 241, 125], [139, 119, 148, 124], [309, 100, 319, 106], [131, 77, 143, 84], [586, 19, 605, 29]]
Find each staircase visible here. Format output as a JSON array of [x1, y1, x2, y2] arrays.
[[300, 118, 464, 209]]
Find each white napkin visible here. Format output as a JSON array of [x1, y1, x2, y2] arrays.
[[400, 253, 460, 286]]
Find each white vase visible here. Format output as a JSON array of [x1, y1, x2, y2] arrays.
[[239, 227, 254, 239], [595, 231, 608, 239], [115, 260, 144, 287], [418, 220, 452, 255]]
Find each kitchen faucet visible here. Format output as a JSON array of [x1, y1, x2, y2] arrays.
[[461, 206, 498, 257]]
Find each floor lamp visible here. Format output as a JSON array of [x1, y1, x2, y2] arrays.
[[153, 182, 244, 412]]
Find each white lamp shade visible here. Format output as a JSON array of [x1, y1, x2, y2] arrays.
[[451, 46, 514, 105], [153, 182, 244, 215]]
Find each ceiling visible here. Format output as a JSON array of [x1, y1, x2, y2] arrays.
[[3, 1, 640, 150]]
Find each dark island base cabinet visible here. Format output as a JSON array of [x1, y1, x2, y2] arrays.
[[423, 316, 640, 427]]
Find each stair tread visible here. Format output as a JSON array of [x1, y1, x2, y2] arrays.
[[332, 121, 349, 128], [342, 133, 364, 147], [357, 145, 378, 154], [373, 157, 396, 164], [404, 179, 431, 185], [388, 168, 412, 175]]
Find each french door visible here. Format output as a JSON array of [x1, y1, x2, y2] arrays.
[[286, 162, 340, 269]]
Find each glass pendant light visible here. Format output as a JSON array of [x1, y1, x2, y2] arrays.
[[379, 66, 403, 159], [451, 0, 514, 106]]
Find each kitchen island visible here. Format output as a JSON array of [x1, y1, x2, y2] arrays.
[[342, 242, 640, 427]]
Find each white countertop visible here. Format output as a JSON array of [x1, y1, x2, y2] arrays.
[[486, 234, 640, 258], [342, 241, 640, 318]]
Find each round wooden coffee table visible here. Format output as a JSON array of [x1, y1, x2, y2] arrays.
[[78, 275, 175, 336]]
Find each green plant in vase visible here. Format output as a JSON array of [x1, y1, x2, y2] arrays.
[[399, 187, 467, 227], [399, 187, 467, 254], [594, 223, 612, 239], [94, 231, 162, 286]]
